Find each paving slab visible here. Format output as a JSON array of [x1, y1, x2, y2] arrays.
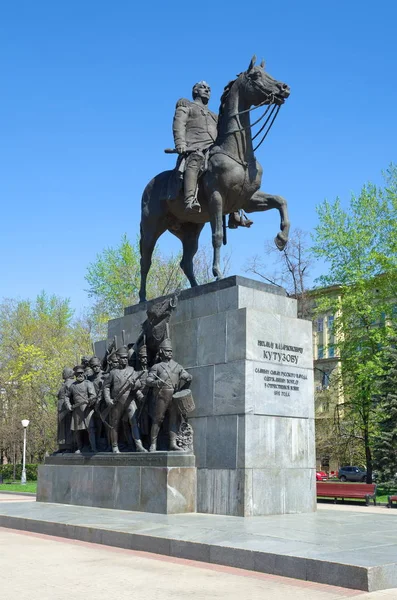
[[0, 499, 397, 592]]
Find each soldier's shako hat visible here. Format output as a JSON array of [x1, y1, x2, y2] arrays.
[[138, 345, 147, 357], [73, 365, 85, 374], [116, 346, 129, 358], [89, 356, 101, 367], [159, 338, 173, 351]]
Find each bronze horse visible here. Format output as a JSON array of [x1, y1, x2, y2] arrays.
[[139, 56, 291, 302]]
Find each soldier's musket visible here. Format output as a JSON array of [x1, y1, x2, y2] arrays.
[[101, 369, 140, 426]]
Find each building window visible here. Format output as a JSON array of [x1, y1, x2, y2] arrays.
[[327, 315, 334, 329], [317, 318, 324, 332], [318, 345, 324, 359], [328, 345, 335, 358], [321, 371, 330, 388]]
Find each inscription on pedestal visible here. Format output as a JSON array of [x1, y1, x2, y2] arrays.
[[255, 337, 310, 398]]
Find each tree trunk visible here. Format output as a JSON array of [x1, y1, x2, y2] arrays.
[[364, 426, 373, 483]]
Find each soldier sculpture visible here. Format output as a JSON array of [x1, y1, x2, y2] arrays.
[[103, 347, 146, 453], [56, 367, 75, 453], [146, 338, 192, 452], [65, 365, 97, 453]]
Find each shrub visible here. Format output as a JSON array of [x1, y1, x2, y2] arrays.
[[0, 463, 39, 481]]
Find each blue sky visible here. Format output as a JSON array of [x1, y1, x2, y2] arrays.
[[1, 1, 396, 313]]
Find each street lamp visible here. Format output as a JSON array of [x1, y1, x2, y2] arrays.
[[21, 419, 29, 485]]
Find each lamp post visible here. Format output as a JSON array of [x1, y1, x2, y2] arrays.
[[21, 419, 29, 485]]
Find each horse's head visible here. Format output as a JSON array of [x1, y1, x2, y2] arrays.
[[242, 55, 290, 107]]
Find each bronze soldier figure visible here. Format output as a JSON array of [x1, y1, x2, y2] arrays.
[[88, 356, 105, 449], [173, 81, 217, 214], [103, 347, 146, 453], [173, 81, 253, 227], [65, 365, 97, 453], [81, 356, 94, 379], [134, 345, 150, 437], [146, 338, 192, 452], [56, 367, 75, 453]]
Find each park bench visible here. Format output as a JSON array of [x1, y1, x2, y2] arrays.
[[387, 495, 397, 508], [317, 482, 377, 506]]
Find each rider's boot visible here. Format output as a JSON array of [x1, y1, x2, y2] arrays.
[[183, 163, 201, 213], [228, 212, 254, 229]]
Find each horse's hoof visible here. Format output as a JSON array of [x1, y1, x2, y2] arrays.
[[274, 233, 288, 251]]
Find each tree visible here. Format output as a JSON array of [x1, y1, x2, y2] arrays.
[[373, 334, 397, 486], [85, 234, 230, 338], [245, 228, 313, 318], [312, 166, 397, 482], [0, 293, 92, 464]]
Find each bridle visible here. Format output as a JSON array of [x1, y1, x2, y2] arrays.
[[221, 81, 283, 152]]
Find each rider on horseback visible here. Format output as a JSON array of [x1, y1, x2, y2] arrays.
[[173, 81, 252, 227]]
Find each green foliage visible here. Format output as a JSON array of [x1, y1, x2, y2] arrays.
[[85, 235, 187, 337], [373, 335, 397, 486], [0, 293, 92, 462], [85, 234, 230, 338], [0, 463, 38, 481], [312, 165, 397, 481]]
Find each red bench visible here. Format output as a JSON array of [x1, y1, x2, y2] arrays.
[[387, 495, 397, 508], [317, 482, 377, 506]]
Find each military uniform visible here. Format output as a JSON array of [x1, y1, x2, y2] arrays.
[[102, 348, 145, 453], [172, 85, 253, 226], [65, 368, 97, 453], [56, 369, 74, 452], [88, 357, 106, 448], [173, 98, 218, 152], [146, 342, 192, 451], [67, 380, 96, 431], [173, 95, 218, 212]]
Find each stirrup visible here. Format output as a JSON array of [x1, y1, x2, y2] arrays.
[[185, 198, 201, 213]]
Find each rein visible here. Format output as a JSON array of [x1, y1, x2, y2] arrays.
[[221, 92, 281, 152]]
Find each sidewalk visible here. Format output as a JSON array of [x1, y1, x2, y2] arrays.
[[1, 527, 397, 600]]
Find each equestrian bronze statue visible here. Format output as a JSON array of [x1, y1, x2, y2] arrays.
[[139, 56, 291, 302]]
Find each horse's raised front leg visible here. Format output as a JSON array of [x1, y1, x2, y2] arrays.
[[176, 223, 205, 288], [244, 191, 290, 250], [209, 190, 224, 279]]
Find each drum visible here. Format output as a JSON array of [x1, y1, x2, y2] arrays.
[[172, 389, 195, 415]]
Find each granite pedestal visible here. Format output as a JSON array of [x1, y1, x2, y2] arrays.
[[37, 453, 196, 514], [99, 276, 316, 517]]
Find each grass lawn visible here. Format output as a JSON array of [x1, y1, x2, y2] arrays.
[[0, 481, 37, 494]]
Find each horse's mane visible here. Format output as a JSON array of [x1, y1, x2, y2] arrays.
[[217, 73, 242, 134]]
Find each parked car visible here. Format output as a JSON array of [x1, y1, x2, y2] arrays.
[[316, 471, 328, 481], [338, 466, 366, 482]]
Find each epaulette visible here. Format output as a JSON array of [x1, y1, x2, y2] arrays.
[[175, 98, 191, 109]]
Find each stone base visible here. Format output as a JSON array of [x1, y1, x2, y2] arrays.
[[37, 453, 196, 514], [101, 276, 316, 517]]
